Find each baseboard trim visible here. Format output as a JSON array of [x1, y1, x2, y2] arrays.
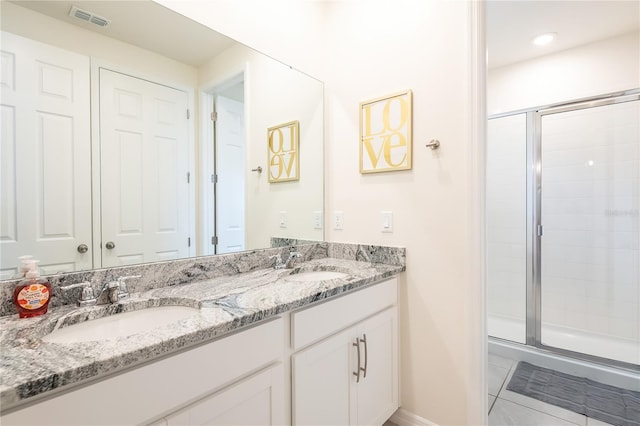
[[389, 408, 439, 426]]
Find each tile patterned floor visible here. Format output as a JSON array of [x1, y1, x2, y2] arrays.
[[384, 354, 620, 425], [487, 354, 617, 426]]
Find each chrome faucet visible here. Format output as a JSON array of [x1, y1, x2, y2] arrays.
[[285, 251, 302, 269], [272, 254, 286, 270], [78, 275, 140, 306], [93, 281, 123, 305], [271, 251, 302, 269]]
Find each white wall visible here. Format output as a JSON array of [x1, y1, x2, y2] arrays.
[[200, 44, 324, 249], [323, 3, 484, 424], [488, 32, 640, 115], [157, 1, 486, 424]]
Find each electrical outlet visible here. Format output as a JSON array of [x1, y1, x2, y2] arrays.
[[381, 211, 393, 233], [279, 211, 287, 228], [334, 211, 344, 230], [313, 211, 323, 229]]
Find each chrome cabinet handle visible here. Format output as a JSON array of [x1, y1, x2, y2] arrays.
[[105, 241, 116, 250], [353, 335, 367, 383], [362, 334, 368, 378], [353, 338, 361, 383], [77, 244, 88, 253]]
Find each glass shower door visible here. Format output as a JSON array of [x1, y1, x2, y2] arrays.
[[539, 99, 640, 365], [487, 113, 528, 344]]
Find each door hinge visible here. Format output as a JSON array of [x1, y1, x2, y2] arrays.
[[212, 236, 218, 245], [214, 174, 218, 184], [211, 111, 218, 121], [187, 172, 190, 183], [186, 109, 190, 119], [188, 237, 191, 247], [537, 224, 543, 237]]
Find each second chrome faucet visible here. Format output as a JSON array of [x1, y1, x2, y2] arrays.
[[78, 275, 141, 306], [273, 250, 302, 270]]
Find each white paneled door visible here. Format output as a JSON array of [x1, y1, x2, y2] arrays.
[[0, 32, 92, 278], [215, 95, 245, 254], [99, 69, 190, 267]]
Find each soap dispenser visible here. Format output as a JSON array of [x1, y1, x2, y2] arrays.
[[13, 260, 51, 318], [11, 255, 33, 279]]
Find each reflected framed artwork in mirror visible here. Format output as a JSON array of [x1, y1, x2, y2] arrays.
[[268, 120, 300, 183]]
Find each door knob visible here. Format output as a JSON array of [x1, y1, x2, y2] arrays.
[[105, 241, 116, 250], [77, 244, 89, 253]]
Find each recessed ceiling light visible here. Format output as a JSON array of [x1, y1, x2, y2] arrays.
[[532, 32, 556, 46]]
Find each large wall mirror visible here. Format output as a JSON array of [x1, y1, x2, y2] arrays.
[[0, 0, 324, 278]]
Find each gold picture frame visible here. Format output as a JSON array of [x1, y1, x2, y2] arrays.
[[268, 120, 300, 182], [359, 90, 412, 173]]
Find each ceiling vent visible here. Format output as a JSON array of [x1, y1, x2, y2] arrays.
[[69, 6, 110, 28]]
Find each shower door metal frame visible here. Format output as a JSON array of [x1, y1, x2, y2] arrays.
[[489, 89, 640, 372]]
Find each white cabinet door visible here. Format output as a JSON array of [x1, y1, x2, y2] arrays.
[[0, 32, 92, 278], [292, 326, 355, 426], [99, 68, 191, 267], [354, 307, 398, 426], [166, 364, 284, 426], [292, 307, 398, 426]]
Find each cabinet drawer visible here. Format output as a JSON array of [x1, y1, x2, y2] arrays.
[[166, 363, 285, 426], [291, 278, 397, 351]]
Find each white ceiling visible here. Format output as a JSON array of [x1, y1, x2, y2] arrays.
[[487, 0, 640, 69], [8, 0, 236, 67], [10, 1, 640, 70]]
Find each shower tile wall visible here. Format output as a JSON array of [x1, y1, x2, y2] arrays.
[[487, 113, 527, 343], [540, 101, 639, 362]]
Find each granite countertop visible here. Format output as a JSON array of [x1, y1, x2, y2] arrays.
[[0, 257, 403, 412]]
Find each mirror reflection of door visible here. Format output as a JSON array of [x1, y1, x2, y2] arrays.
[[214, 91, 246, 254], [99, 68, 191, 267], [0, 32, 92, 278]]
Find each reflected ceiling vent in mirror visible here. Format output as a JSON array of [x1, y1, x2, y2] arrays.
[[68, 6, 110, 28]]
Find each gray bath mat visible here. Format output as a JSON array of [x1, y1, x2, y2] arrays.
[[506, 362, 640, 426]]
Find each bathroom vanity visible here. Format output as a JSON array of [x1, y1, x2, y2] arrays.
[[0, 243, 404, 425]]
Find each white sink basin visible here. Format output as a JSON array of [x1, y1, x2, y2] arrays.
[[284, 271, 348, 282], [43, 306, 199, 344]]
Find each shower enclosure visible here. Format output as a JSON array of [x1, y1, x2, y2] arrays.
[[487, 91, 640, 371]]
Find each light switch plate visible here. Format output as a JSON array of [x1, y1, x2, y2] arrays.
[[279, 211, 287, 228], [313, 211, 323, 229], [334, 211, 344, 230], [381, 211, 393, 233]]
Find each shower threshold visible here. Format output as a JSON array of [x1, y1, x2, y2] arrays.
[[489, 337, 639, 392]]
